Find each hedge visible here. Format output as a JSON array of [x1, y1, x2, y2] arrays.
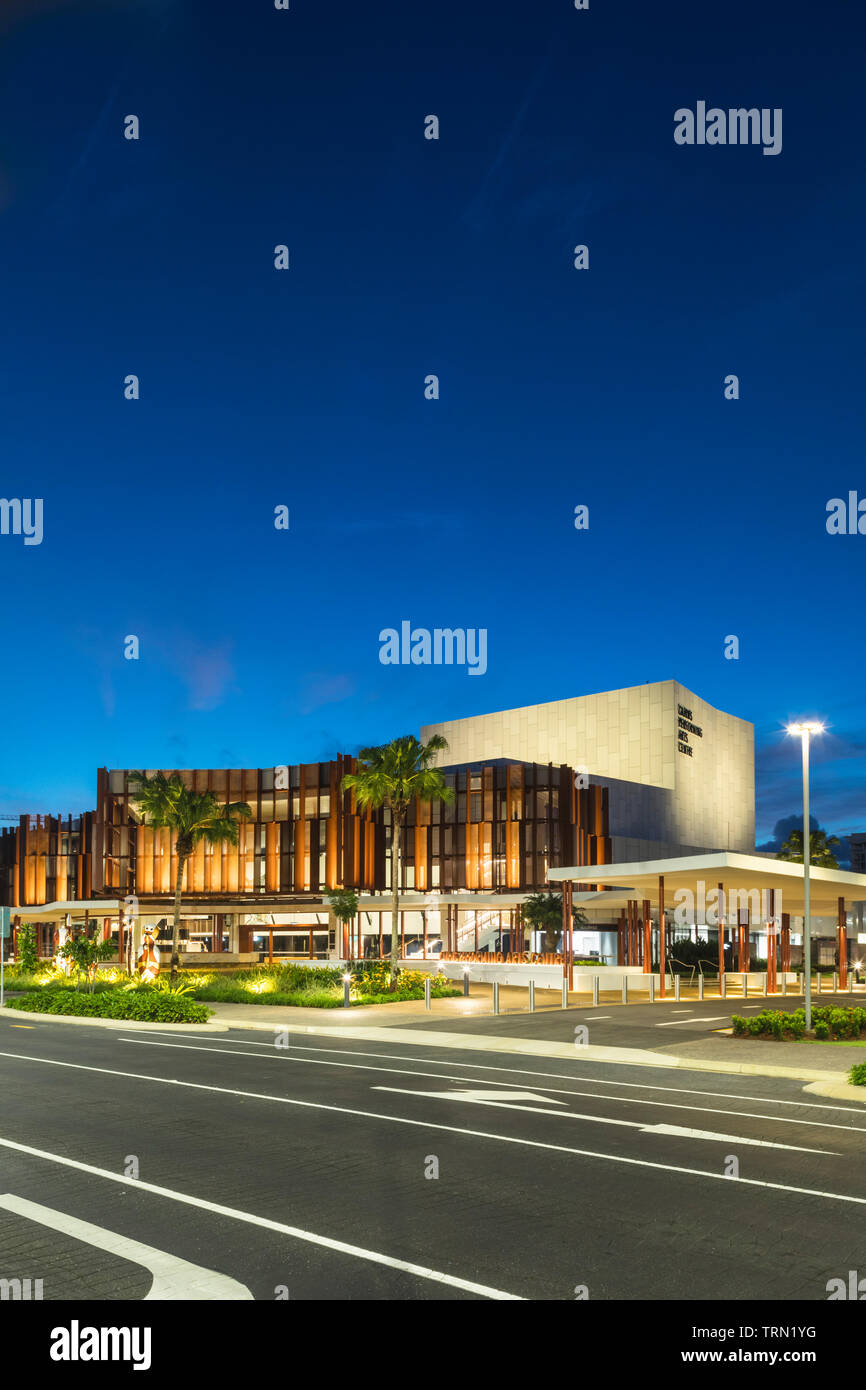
[[732, 1005, 866, 1041], [5, 988, 211, 1024]]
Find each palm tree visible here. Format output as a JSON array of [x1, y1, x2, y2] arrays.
[[129, 772, 252, 984], [777, 827, 841, 868], [326, 888, 360, 959], [521, 890, 588, 954], [341, 735, 454, 984]]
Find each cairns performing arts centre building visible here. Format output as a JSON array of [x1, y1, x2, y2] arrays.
[[0, 679, 841, 969]]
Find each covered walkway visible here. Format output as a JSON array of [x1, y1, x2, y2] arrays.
[[549, 851, 866, 996]]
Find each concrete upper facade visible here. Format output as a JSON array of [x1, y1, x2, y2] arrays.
[[421, 680, 755, 861]]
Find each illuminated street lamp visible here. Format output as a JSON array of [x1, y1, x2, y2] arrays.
[[786, 721, 825, 1030]]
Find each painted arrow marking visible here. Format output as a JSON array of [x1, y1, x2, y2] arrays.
[[0, 1194, 254, 1300], [372, 1089, 836, 1154], [393, 1088, 567, 1105]]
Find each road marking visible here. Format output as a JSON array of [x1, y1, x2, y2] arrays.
[[117, 1037, 866, 1133], [591, 1015, 612, 1019], [656, 1016, 728, 1027], [0, 1194, 253, 1300], [0, 1145, 521, 1301], [1, 1117, 862, 1221], [116, 1034, 866, 1116], [9, 1025, 34, 1030], [371, 1087, 835, 1153]]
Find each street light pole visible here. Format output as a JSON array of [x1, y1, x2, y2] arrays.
[[801, 728, 813, 1032], [787, 721, 823, 1032]]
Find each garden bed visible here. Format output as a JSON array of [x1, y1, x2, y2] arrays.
[[732, 1005, 866, 1043], [5, 988, 211, 1023]]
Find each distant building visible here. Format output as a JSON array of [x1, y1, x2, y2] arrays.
[[850, 834, 866, 875]]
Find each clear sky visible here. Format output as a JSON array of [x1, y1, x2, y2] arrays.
[[0, 0, 864, 852]]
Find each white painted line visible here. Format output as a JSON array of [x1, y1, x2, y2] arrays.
[[656, 1016, 729, 1028], [0, 1194, 253, 1300], [372, 1087, 836, 1153], [0, 1146, 521, 1301], [119, 1034, 866, 1116], [0, 1091, 862, 1213], [117, 1038, 866, 1133]]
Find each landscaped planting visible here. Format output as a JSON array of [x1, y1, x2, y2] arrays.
[[6, 988, 211, 1023], [732, 1005, 866, 1041], [1, 959, 462, 1013], [188, 961, 461, 1007]]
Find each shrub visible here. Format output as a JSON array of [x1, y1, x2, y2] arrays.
[[814, 1021, 830, 1040], [16, 923, 40, 974], [849, 1062, 866, 1086], [6, 988, 211, 1023]]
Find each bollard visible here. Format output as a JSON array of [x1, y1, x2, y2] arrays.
[[743, 974, 748, 1000], [622, 975, 628, 1004], [649, 975, 656, 1003], [720, 972, 726, 998], [562, 977, 569, 1009], [463, 967, 470, 997], [698, 974, 704, 1001], [592, 976, 599, 1007], [781, 974, 787, 996], [343, 973, 351, 1007], [674, 974, 681, 1001], [849, 970, 854, 994], [762, 972, 768, 996], [424, 977, 431, 1011], [833, 972, 838, 994], [493, 980, 500, 1015], [529, 979, 535, 1013]]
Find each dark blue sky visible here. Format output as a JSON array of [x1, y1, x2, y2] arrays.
[[1, 0, 864, 847]]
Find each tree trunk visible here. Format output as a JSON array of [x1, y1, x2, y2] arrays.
[[390, 812, 404, 988], [171, 852, 187, 986]]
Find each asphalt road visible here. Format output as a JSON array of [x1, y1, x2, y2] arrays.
[[1, 1011, 866, 1301], [395, 989, 864, 1050]]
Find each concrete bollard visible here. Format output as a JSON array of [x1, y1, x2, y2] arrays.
[[493, 980, 500, 1015], [720, 972, 726, 998], [743, 974, 749, 1000], [592, 976, 599, 1007], [674, 974, 681, 1001], [781, 975, 787, 996], [698, 974, 704, 1001], [833, 972, 838, 994], [463, 967, 470, 997], [762, 972, 768, 996], [424, 978, 431, 1011], [562, 977, 569, 1009], [849, 971, 854, 994], [649, 975, 656, 1003], [529, 979, 535, 1012], [622, 975, 629, 1004]]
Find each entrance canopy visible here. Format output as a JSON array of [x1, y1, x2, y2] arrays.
[[549, 852, 866, 916], [8, 899, 125, 921]]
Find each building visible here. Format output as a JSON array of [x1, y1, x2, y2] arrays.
[[422, 679, 754, 861], [0, 678, 757, 965], [0, 757, 610, 962], [850, 834, 866, 875]]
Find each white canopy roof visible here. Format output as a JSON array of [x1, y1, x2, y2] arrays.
[[549, 851, 866, 915]]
